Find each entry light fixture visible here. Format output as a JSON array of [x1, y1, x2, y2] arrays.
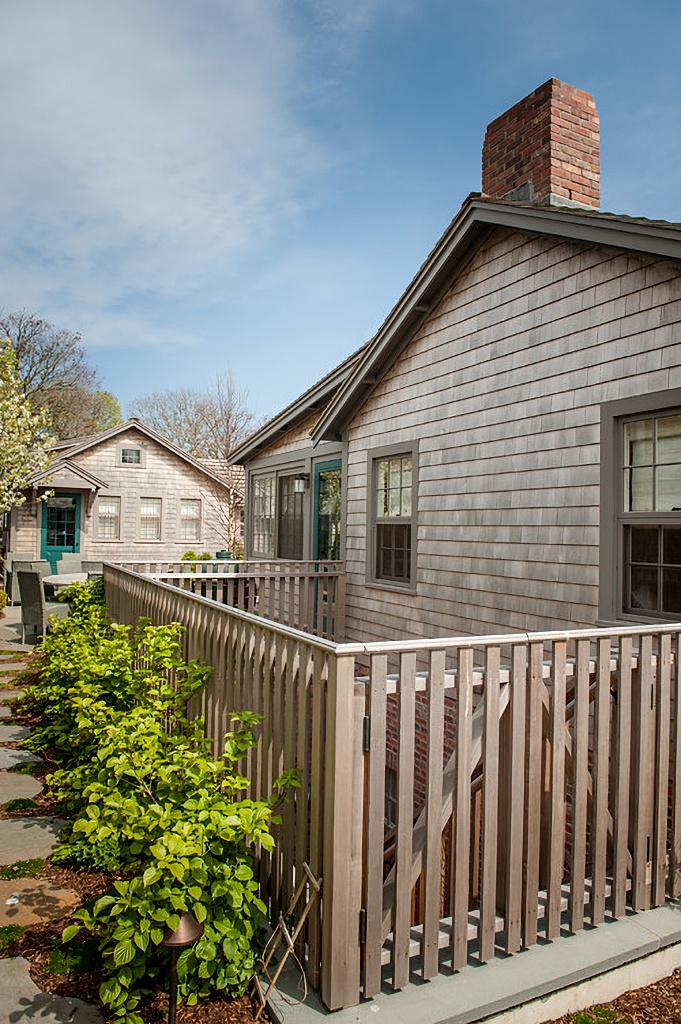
[[294, 473, 310, 493]]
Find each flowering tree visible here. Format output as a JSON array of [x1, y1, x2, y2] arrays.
[[0, 337, 52, 515]]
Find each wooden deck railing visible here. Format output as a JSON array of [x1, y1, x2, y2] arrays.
[[103, 565, 681, 1012], [116, 559, 345, 641]]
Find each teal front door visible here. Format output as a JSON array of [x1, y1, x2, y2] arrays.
[[41, 493, 81, 570], [313, 461, 342, 634], [313, 461, 342, 560]]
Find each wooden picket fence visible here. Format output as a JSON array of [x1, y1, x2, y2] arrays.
[[103, 563, 681, 1012]]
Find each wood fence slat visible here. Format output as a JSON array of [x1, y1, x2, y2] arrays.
[[320, 653, 363, 1011], [672, 633, 681, 899], [632, 634, 654, 911], [546, 640, 567, 940], [364, 655, 387, 998], [591, 637, 611, 925], [612, 635, 632, 917], [393, 652, 416, 991], [451, 648, 473, 971], [479, 647, 500, 963], [653, 634, 671, 905], [523, 642, 544, 947], [422, 649, 445, 980], [307, 650, 326, 988], [503, 644, 526, 954], [568, 639, 589, 932]]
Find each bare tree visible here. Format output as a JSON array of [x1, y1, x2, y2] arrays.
[[0, 310, 122, 440], [129, 371, 259, 459]]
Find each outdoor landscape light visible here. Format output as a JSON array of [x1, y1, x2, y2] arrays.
[[161, 910, 204, 1024]]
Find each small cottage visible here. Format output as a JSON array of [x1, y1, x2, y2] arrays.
[[4, 418, 243, 570]]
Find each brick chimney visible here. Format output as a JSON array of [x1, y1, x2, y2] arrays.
[[481, 78, 600, 209]]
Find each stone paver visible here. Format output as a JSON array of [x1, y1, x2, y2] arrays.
[[0, 690, 23, 702], [0, 707, 11, 719], [0, 958, 103, 1024], [0, 817, 67, 866], [0, 877, 79, 926], [0, 748, 40, 770], [0, 771, 42, 805], [0, 724, 31, 743]]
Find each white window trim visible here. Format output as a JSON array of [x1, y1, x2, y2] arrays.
[[96, 495, 122, 542]]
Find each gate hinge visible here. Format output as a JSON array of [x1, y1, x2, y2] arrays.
[[359, 907, 367, 945], [363, 716, 371, 752]]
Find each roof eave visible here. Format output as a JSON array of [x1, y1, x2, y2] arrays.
[[312, 200, 681, 443]]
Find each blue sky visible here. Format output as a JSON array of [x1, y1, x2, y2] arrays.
[[1, 0, 680, 423]]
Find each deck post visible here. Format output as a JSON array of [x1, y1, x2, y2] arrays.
[[320, 649, 364, 1010]]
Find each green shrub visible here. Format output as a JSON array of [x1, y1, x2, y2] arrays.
[[32, 589, 297, 1024], [0, 588, 7, 615]]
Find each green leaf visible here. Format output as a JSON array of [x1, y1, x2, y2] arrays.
[[113, 939, 136, 966], [142, 866, 162, 887], [61, 924, 81, 943]]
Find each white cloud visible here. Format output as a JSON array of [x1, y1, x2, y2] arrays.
[[0, 0, 325, 313]]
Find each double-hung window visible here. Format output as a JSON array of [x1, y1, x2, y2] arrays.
[[621, 412, 681, 616], [97, 496, 121, 540], [369, 447, 416, 588], [601, 392, 681, 621], [180, 499, 201, 541], [140, 498, 162, 541]]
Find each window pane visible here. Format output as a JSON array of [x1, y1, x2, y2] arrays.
[[121, 448, 141, 464], [663, 568, 681, 614], [624, 419, 653, 466], [625, 467, 653, 511], [664, 528, 681, 565], [629, 565, 658, 611], [656, 415, 681, 463], [630, 526, 658, 564], [656, 465, 681, 511]]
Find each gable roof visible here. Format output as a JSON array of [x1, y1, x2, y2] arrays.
[[47, 418, 233, 491], [311, 196, 681, 443], [228, 343, 368, 464], [31, 459, 109, 490]]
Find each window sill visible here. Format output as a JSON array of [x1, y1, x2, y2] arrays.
[[364, 579, 417, 596]]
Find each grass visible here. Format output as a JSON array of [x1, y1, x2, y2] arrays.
[[11, 760, 42, 774], [569, 1008, 631, 1023], [48, 936, 101, 975], [0, 924, 27, 951], [3, 797, 39, 812], [0, 857, 45, 879]]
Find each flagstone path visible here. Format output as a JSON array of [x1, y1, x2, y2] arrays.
[[0, 626, 103, 1024]]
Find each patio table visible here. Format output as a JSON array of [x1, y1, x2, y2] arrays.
[[42, 573, 89, 589]]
